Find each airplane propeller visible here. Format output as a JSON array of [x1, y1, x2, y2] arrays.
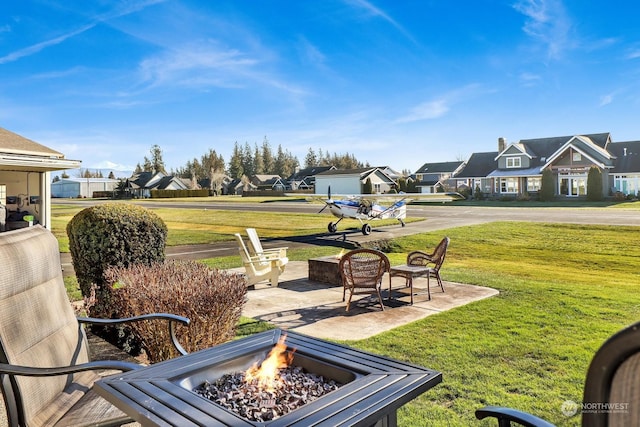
[[318, 186, 331, 213]]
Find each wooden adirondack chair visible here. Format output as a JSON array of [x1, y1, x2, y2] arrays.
[[245, 228, 288, 272], [234, 233, 283, 287]]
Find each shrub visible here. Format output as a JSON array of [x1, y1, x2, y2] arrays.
[[66, 203, 167, 302], [103, 260, 248, 363], [539, 169, 555, 201], [587, 166, 603, 201]]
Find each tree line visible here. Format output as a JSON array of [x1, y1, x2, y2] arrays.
[[134, 138, 371, 183]]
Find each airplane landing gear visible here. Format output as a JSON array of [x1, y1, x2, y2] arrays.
[[328, 222, 338, 233], [361, 224, 372, 235]]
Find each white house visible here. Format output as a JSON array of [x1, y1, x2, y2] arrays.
[[0, 127, 80, 231], [314, 167, 398, 195], [52, 177, 119, 198]]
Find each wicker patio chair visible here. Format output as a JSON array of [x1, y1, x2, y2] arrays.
[[476, 320, 640, 426], [0, 225, 190, 427], [339, 248, 390, 312], [406, 236, 450, 293]]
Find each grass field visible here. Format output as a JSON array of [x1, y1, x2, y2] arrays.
[[52, 202, 640, 426]]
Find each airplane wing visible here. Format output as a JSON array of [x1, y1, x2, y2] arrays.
[[312, 192, 465, 204]]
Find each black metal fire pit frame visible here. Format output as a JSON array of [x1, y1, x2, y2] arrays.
[[95, 329, 442, 427]]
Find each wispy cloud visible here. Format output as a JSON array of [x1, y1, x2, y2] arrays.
[[519, 72, 542, 86], [343, 0, 417, 44], [396, 99, 450, 123], [395, 84, 482, 123], [136, 40, 307, 97], [297, 36, 327, 68], [512, 0, 572, 60], [0, 23, 96, 64], [599, 93, 614, 106], [626, 49, 640, 60], [0, 0, 166, 64]]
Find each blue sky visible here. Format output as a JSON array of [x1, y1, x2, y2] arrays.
[[2, 0, 640, 174]]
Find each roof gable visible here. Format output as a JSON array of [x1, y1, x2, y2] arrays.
[[415, 161, 464, 174]]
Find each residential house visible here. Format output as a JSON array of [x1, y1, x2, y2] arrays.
[[51, 177, 119, 198], [314, 167, 398, 195], [0, 127, 80, 230], [250, 174, 286, 191], [287, 166, 336, 190], [125, 171, 190, 198], [608, 141, 640, 197], [198, 175, 233, 195], [414, 161, 465, 193], [454, 152, 499, 195], [456, 133, 640, 199], [226, 178, 257, 195]]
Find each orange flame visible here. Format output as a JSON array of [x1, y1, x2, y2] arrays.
[[244, 333, 294, 391], [335, 249, 346, 259]]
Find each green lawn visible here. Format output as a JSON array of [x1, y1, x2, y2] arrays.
[[199, 222, 640, 426], [53, 203, 640, 426]]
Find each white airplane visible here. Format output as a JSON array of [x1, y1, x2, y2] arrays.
[[314, 189, 464, 235]]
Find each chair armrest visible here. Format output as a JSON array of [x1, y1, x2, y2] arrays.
[[475, 406, 556, 427], [0, 360, 141, 377], [407, 250, 436, 266], [247, 253, 283, 262], [78, 313, 190, 356]]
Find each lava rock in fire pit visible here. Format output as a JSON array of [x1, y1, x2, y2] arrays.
[[194, 365, 342, 422]]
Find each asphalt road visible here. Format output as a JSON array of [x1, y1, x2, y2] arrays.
[[56, 199, 639, 276]]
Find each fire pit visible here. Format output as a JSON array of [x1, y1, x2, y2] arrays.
[[308, 254, 344, 286], [95, 329, 442, 426]]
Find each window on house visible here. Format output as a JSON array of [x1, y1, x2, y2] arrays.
[[572, 152, 582, 161], [527, 177, 541, 192], [374, 183, 381, 193], [506, 157, 521, 168], [500, 178, 518, 193], [416, 174, 423, 182]]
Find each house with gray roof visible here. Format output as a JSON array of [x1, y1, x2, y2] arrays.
[[414, 161, 465, 193], [125, 171, 190, 198], [456, 133, 640, 199], [287, 166, 336, 190], [314, 167, 398, 195]]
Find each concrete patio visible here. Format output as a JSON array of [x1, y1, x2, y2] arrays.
[[236, 261, 499, 341]]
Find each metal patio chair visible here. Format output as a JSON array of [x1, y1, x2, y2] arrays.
[[0, 225, 189, 427], [339, 248, 390, 312]]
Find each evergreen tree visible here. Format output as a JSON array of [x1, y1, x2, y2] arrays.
[[261, 137, 275, 174], [304, 148, 317, 167], [539, 169, 555, 201], [587, 166, 603, 201], [363, 177, 373, 194], [228, 142, 244, 178], [108, 171, 115, 179], [253, 144, 264, 175], [149, 144, 166, 173], [242, 142, 254, 178]]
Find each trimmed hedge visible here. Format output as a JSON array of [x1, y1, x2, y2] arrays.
[[104, 260, 248, 362], [66, 203, 167, 301], [150, 189, 210, 198]]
